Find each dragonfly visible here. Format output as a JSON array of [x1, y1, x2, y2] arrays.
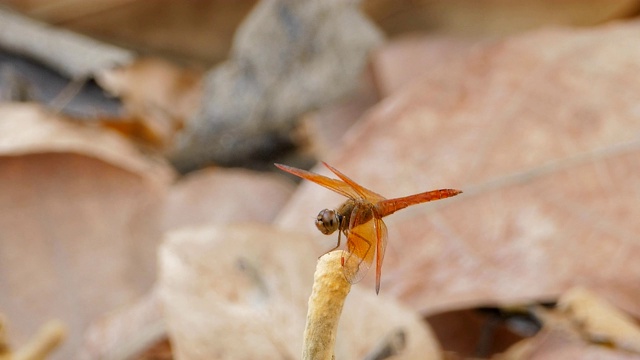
[[275, 162, 462, 294]]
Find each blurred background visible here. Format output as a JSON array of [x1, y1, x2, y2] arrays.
[[2, 1, 640, 359]]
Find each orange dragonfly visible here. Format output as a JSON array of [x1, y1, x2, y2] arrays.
[[275, 162, 462, 294]]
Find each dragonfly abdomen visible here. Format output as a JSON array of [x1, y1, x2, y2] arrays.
[[376, 189, 462, 216]]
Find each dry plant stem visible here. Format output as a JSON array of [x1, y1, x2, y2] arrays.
[[0, 315, 9, 360], [0, 7, 133, 78], [303, 251, 351, 360], [12, 320, 65, 360]]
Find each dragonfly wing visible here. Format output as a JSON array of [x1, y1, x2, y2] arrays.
[[342, 206, 376, 285], [321, 162, 386, 202], [275, 163, 360, 199], [374, 217, 388, 294]]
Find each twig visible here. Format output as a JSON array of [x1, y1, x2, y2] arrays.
[[0, 7, 133, 78], [12, 320, 66, 360], [302, 251, 351, 360], [48, 77, 87, 113], [0, 315, 9, 360]]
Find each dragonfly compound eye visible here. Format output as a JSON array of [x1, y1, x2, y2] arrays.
[[316, 209, 339, 235]]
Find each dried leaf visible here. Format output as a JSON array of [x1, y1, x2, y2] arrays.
[[158, 224, 441, 359], [300, 66, 380, 158], [78, 290, 165, 360], [499, 300, 640, 360], [364, 0, 639, 37], [0, 103, 174, 184], [96, 57, 203, 149], [0, 103, 171, 359], [498, 327, 640, 360], [557, 287, 640, 353], [275, 21, 640, 316], [13, 2, 255, 65], [163, 167, 295, 231], [426, 309, 526, 358], [372, 36, 478, 97]]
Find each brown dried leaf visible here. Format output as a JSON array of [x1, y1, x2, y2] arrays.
[[163, 167, 295, 231], [372, 36, 478, 97], [96, 57, 203, 149], [498, 326, 640, 360], [498, 294, 640, 360], [78, 168, 295, 359], [78, 290, 165, 360], [276, 21, 640, 315], [10, 1, 256, 65], [0, 103, 174, 184], [158, 224, 441, 359], [557, 287, 640, 353], [427, 309, 526, 358], [0, 103, 172, 359], [300, 66, 380, 159], [364, 0, 639, 37]]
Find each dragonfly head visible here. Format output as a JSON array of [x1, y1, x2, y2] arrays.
[[315, 209, 340, 235]]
